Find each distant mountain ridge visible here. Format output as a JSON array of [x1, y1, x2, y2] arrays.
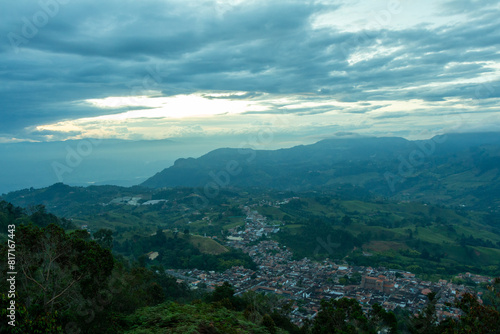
[[142, 132, 500, 209], [0, 137, 226, 194]]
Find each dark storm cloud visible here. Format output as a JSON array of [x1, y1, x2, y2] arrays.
[[1, 0, 499, 139]]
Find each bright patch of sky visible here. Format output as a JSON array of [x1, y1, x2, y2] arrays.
[[311, 0, 466, 32], [1, 0, 499, 143]]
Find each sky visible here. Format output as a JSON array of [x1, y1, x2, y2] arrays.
[[1, 0, 500, 145]]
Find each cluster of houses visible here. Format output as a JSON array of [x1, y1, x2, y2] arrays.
[[226, 206, 282, 242], [166, 201, 493, 325]]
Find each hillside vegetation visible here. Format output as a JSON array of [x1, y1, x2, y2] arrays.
[[2, 183, 500, 279], [1, 196, 499, 333], [141, 132, 500, 210]]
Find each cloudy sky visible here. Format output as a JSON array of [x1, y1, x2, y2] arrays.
[[2, 0, 500, 144]]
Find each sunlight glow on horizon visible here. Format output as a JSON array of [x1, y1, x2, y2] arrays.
[[28, 90, 499, 143], [85, 93, 270, 120]]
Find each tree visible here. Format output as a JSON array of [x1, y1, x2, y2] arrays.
[[348, 272, 362, 285], [0, 224, 114, 323], [338, 275, 349, 285], [210, 282, 235, 303], [312, 298, 370, 333], [442, 279, 500, 333], [0, 201, 25, 230], [421, 248, 430, 260], [262, 314, 277, 334], [28, 205, 59, 228], [369, 303, 398, 333], [406, 228, 413, 239], [93, 228, 113, 249], [71, 229, 91, 240], [183, 228, 190, 240], [0, 293, 63, 334], [408, 291, 441, 334], [208, 282, 245, 311], [151, 227, 167, 247], [341, 215, 352, 226]]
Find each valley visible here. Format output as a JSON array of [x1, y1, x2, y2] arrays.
[[2, 132, 500, 333]]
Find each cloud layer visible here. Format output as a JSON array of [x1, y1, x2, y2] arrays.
[[1, 0, 499, 141]]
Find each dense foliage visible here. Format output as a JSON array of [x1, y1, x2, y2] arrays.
[[0, 205, 196, 333], [115, 227, 257, 271], [1, 200, 499, 333]]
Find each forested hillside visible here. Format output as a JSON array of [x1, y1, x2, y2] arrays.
[[1, 201, 500, 333], [142, 132, 500, 210]]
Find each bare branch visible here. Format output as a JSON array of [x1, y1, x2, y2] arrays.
[[21, 263, 46, 292], [45, 274, 83, 307]]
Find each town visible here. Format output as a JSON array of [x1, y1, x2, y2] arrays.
[[166, 201, 493, 326]]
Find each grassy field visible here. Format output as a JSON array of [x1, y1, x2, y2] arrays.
[[163, 231, 229, 255], [364, 241, 408, 252], [189, 234, 229, 255]]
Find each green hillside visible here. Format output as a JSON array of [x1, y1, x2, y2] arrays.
[[189, 234, 229, 255], [140, 132, 500, 210], [2, 183, 500, 278], [122, 302, 277, 334], [1, 199, 499, 334], [266, 196, 500, 278]]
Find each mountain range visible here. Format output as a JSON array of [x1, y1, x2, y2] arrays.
[[142, 132, 500, 210]]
